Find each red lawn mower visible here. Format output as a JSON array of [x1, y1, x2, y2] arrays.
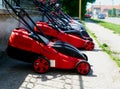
[[4, 0, 91, 75], [33, 0, 94, 50], [44, 0, 92, 40], [34, 0, 92, 40]]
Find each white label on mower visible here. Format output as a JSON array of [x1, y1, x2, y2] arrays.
[[50, 60, 55, 67]]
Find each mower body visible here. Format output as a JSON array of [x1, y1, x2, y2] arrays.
[[7, 28, 87, 69], [34, 21, 94, 50]]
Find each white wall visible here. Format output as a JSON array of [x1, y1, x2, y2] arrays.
[[0, 14, 42, 52]]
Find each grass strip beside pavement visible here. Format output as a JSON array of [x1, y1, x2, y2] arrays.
[[90, 19, 120, 35], [86, 27, 120, 67]]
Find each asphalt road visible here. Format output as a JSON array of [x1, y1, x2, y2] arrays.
[[99, 17, 120, 25]]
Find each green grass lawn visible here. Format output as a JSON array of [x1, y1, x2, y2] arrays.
[[90, 19, 120, 35]]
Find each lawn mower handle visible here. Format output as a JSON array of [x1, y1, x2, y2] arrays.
[[4, 0, 49, 45]]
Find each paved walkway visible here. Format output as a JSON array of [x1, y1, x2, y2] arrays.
[[86, 20, 120, 52], [85, 19, 120, 58], [0, 21, 120, 89]]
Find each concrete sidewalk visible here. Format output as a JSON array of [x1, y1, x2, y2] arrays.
[[85, 19, 120, 58], [86, 20, 120, 52]]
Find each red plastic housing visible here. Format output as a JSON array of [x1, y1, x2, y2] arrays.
[[8, 28, 84, 69], [34, 22, 94, 50]]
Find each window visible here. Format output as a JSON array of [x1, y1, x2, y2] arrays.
[[0, 0, 2, 8]]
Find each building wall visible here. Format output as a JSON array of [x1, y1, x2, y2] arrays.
[[0, 0, 45, 52], [90, 5, 120, 17], [0, 15, 18, 51], [0, 10, 43, 52]]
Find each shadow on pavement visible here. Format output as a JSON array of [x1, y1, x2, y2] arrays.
[[0, 56, 32, 89]]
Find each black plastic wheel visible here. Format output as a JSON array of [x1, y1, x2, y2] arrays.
[[34, 57, 50, 74], [76, 60, 91, 75]]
